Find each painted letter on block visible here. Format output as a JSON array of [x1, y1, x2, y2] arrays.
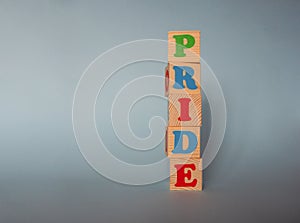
[[166, 126, 200, 158]]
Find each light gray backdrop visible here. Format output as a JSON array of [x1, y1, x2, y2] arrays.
[[0, 0, 299, 222]]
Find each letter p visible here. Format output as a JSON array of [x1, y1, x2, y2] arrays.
[[173, 34, 195, 57]]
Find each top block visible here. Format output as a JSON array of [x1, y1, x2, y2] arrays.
[[168, 30, 200, 63]]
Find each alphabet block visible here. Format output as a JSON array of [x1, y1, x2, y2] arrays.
[[166, 126, 200, 158], [168, 94, 202, 126], [168, 30, 200, 63], [167, 62, 200, 95], [170, 158, 202, 191]]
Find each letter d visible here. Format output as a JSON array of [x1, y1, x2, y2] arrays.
[[172, 131, 198, 154]]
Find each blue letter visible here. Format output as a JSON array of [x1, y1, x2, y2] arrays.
[[172, 131, 198, 154], [173, 66, 197, 90]]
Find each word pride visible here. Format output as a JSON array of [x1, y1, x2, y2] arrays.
[[165, 30, 202, 191]]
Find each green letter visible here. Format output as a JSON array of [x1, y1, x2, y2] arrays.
[[173, 34, 195, 57]]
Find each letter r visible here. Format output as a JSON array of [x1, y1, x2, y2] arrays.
[[173, 66, 197, 90]]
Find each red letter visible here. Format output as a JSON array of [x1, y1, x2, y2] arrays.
[[165, 68, 169, 95], [174, 164, 197, 187], [177, 98, 191, 121]]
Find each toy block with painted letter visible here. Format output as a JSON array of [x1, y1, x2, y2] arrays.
[[167, 62, 200, 95], [170, 158, 202, 191], [168, 30, 200, 63], [166, 126, 200, 158], [168, 94, 202, 126]]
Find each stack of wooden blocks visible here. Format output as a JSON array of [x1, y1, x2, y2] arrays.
[[165, 30, 202, 191]]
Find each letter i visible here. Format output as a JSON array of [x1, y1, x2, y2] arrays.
[[178, 98, 191, 121]]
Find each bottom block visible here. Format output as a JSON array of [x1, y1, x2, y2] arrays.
[[170, 158, 202, 191]]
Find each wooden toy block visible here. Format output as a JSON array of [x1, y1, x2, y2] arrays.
[[170, 158, 202, 191], [166, 126, 200, 158], [168, 30, 200, 63], [168, 62, 200, 95], [168, 94, 202, 126]]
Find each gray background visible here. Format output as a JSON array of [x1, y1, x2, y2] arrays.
[[1, 0, 300, 222]]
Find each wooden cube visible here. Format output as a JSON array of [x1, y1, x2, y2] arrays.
[[168, 30, 200, 63], [168, 94, 202, 126], [166, 126, 200, 158], [170, 158, 202, 191], [167, 62, 200, 95]]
